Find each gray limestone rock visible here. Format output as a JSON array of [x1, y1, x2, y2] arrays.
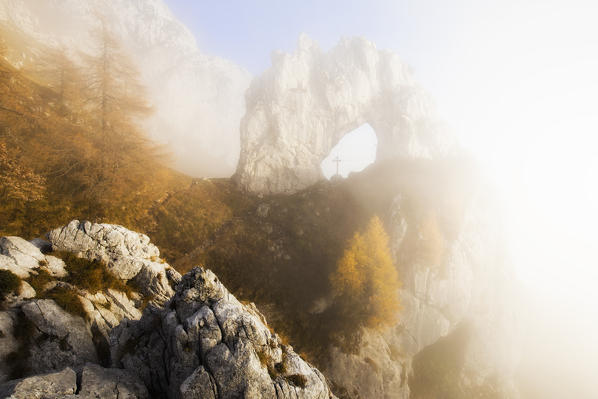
[[0, 311, 19, 383], [47, 220, 180, 303], [29, 238, 52, 253], [0, 367, 76, 398], [77, 363, 149, 399], [112, 267, 336, 399], [1, 281, 36, 308], [0, 364, 149, 399], [0, 237, 66, 278], [20, 299, 97, 374], [47, 220, 159, 280]]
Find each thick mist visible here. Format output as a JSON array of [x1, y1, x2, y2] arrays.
[[1, 0, 597, 397], [0, 0, 250, 177]]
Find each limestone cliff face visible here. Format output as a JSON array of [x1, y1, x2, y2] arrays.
[[0, 221, 336, 399], [235, 35, 453, 194]]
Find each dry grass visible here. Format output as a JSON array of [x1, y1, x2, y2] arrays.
[[55, 251, 131, 295], [26, 267, 54, 293], [286, 374, 308, 388], [26, 253, 134, 318], [0, 269, 21, 300], [44, 286, 87, 319]]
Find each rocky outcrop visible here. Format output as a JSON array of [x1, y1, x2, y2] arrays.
[[0, 364, 148, 399], [235, 35, 454, 194], [0, 292, 141, 382], [0, 367, 77, 399], [111, 267, 336, 399], [0, 236, 66, 279], [21, 299, 98, 373], [48, 220, 180, 303], [0, 223, 336, 399], [0, 221, 180, 386], [76, 363, 149, 399]]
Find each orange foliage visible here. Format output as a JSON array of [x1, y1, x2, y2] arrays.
[[0, 142, 45, 202], [331, 216, 401, 329]]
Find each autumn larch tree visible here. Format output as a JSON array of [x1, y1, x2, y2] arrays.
[[82, 18, 160, 211], [330, 215, 401, 330]]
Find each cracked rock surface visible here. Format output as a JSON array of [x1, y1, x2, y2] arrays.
[[47, 220, 181, 303], [0, 223, 336, 399], [0, 236, 66, 279], [111, 267, 337, 399], [0, 364, 148, 399], [0, 367, 77, 399]]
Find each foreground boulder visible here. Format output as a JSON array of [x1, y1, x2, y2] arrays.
[[0, 364, 148, 399], [112, 267, 336, 399], [0, 220, 183, 385], [0, 367, 77, 399], [21, 299, 98, 373], [0, 222, 336, 398], [48, 220, 180, 303], [0, 236, 67, 279]]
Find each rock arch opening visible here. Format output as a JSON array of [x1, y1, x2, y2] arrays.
[[321, 123, 378, 179]]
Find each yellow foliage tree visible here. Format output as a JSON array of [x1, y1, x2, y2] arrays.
[[331, 215, 401, 329]]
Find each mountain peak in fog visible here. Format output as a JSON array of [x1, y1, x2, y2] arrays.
[[0, 0, 251, 177]]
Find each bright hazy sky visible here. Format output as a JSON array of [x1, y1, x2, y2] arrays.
[[165, 0, 597, 289], [164, 2, 598, 395]]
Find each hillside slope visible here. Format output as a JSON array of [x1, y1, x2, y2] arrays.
[[0, 0, 251, 177]]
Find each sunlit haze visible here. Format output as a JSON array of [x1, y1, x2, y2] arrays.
[[1, 0, 597, 397], [167, 0, 598, 395], [167, 0, 597, 295]]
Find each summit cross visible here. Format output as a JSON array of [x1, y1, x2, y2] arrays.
[[333, 155, 342, 176]]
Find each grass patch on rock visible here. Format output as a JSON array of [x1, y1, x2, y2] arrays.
[[286, 374, 308, 388], [26, 253, 135, 319], [44, 286, 87, 319], [26, 268, 54, 293], [0, 269, 21, 300], [54, 251, 131, 295]]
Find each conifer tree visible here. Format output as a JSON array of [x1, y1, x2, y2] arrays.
[[331, 215, 401, 329], [81, 18, 158, 209]]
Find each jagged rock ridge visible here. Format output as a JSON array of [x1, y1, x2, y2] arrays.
[[0, 221, 336, 398], [112, 267, 336, 398], [47, 220, 180, 303]]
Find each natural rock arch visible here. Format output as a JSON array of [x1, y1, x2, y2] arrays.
[[234, 35, 453, 194], [321, 123, 377, 179]]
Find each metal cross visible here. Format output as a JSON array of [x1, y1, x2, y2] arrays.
[[333, 155, 342, 176]]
